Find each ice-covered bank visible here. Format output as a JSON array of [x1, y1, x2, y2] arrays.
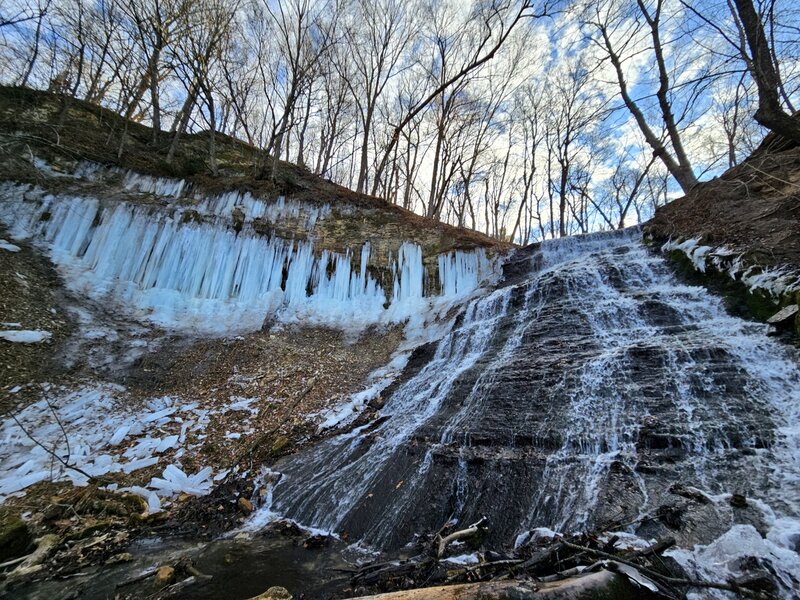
[[0, 384, 264, 509], [0, 181, 499, 333], [661, 237, 800, 297]]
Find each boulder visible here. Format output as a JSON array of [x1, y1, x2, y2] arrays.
[[767, 304, 800, 326], [238, 497, 254, 514], [248, 586, 293, 600], [154, 565, 176, 588]]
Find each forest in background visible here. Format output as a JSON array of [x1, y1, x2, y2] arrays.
[[1, 0, 798, 243]]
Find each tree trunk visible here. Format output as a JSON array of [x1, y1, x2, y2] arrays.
[[427, 120, 445, 218], [637, 0, 698, 191], [148, 46, 162, 145], [167, 82, 199, 163], [733, 0, 800, 144], [356, 104, 375, 194], [599, 22, 698, 193], [20, 6, 46, 87]]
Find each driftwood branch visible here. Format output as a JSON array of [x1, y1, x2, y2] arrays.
[[352, 516, 763, 600], [435, 517, 487, 558]]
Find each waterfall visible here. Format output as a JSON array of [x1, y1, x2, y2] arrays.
[[257, 228, 800, 558]]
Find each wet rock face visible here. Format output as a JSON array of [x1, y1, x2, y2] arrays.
[[268, 230, 800, 551]]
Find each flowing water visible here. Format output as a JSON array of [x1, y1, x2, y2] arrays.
[[260, 228, 800, 552]]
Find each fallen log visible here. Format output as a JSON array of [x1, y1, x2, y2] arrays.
[[435, 517, 487, 558], [349, 569, 656, 599]]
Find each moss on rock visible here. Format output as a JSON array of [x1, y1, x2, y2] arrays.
[[663, 250, 782, 322], [0, 510, 32, 562]]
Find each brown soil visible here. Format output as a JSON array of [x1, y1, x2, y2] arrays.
[[645, 130, 800, 273], [0, 230, 72, 408], [0, 323, 405, 556], [124, 324, 405, 474]]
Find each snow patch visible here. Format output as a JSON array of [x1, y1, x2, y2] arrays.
[[444, 553, 480, 565], [0, 239, 21, 252], [514, 527, 560, 549], [0, 330, 51, 343], [665, 524, 800, 599], [662, 238, 800, 295]]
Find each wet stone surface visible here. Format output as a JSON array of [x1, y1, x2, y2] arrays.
[[267, 230, 798, 551]]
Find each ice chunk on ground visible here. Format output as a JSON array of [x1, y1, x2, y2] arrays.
[[108, 425, 130, 446], [0, 330, 52, 343], [148, 464, 213, 497], [224, 396, 259, 415], [0, 239, 21, 252], [0, 386, 227, 502], [666, 524, 800, 599], [156, 435, 179, 453]]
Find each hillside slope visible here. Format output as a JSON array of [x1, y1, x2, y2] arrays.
[[645, 126, 800, 333], [0, 86, 508, 264]]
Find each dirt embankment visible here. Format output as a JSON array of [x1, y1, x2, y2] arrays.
[[644, 125, 800, 340], [0, 231, 71, 400], [645, 129, 800, 274]]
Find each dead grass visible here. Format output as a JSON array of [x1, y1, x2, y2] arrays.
[[645, 136, 800, 273]]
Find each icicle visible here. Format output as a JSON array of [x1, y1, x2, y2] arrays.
[[0, 191, 500, 333], [122, 171, 186, 198], [438, 248, 491, 297], [392, 242, 425, 304]]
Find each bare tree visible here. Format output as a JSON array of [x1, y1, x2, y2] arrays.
[[371, 0, 551, 198], [335, 0, 418, 193], [587, 0, 699, 193], [121, 0, 194, 143], [18, 0, 52, 86], [731, 0, 800, 142], [168, 0, 239, 169]]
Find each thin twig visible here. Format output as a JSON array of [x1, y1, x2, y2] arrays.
[[10, 412, 96, 483], [44, 395, 71, 467]]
